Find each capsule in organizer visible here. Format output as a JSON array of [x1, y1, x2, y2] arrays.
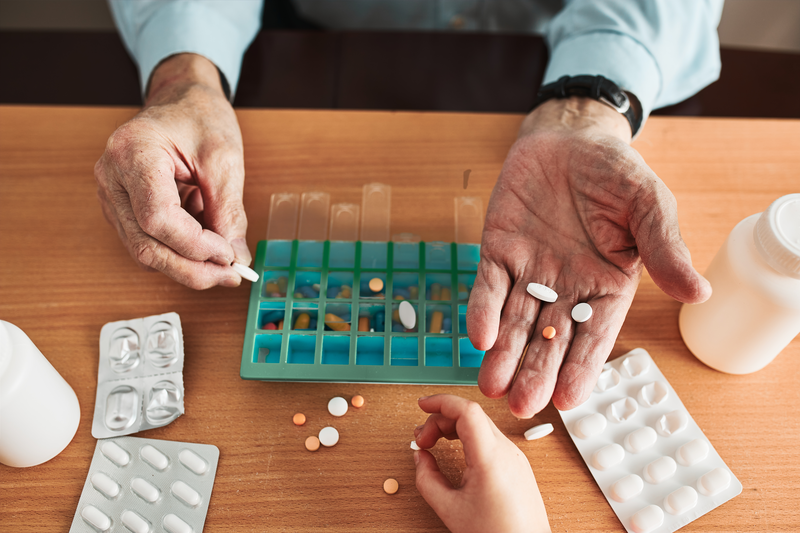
[[91, 312, 185, 438]]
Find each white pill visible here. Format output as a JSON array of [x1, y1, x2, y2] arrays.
[[697, 467, 732, 497], [609, 474, 644, 503], [398, 300, 417, 329], [91, 472, 121, 499], [131, 477, 160, 503], [319, 426, 339, 447], [328, 396, 349, 417], [121, 510, 151, 533], [141, 444, 169, 471], [232, 262, 259, 282], [524, 423, 554, 441], [101, 440, 131, 467], [594, 367, 621, 392], [163, 513, 193, 533], [620, 349, 651, 378], [676, 438, 709, 467], [656, 410, 689, 437], [606, 397, 638, 423], [81, 505, 111, 532], [637, 381, 669, 407], [591, 443, 625, 470], [571, 302, 592, 322], [171, 480, 202, 507], [573, 412, 607, 439], [526, 282, 558, 303], [643, 456, 677, 484], [664, 485, 698, 515], [179, 449, 209, 475], [410, 441, 421, 451], [630, 505, 664, 533], [624, 426, 657, 454]]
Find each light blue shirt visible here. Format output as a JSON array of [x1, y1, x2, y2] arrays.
[[109, 0, 723, 119]]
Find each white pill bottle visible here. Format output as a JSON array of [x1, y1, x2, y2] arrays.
[[679, 194, 800, 374], [0, 320, 81, 467]]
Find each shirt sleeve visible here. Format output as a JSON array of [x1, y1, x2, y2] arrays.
[[108, 0, 263, 99], [543, 0, 724, 121]]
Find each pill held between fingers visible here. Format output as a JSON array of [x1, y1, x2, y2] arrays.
[[319, 426, 340, 447], [351, 395, 365, 408], [526, 282, 558, 303], [328, 397, 348, 417], [383, 478, 399, 495], [305, 436, 321, 452], [542, 326, 556, 340], [232, 262, 259, 282], [571, 302, 592, 322], [293, 413, 306, 426], [369, 277, 384, 292], [524, 423, 554, 441], [410, 441, 420, 451]]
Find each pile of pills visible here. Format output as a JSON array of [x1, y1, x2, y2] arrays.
[[526, 282, 593, 339]]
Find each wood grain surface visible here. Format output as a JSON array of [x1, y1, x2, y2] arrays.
[[1, 106, 799, 532]]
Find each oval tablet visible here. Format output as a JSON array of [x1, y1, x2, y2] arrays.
[[398, 301, 416, 329], [573, 413, 607, 439], [656, 410, 689, 437], [163, 513, 193, 533], [643, 456, 677, 484], [571, 302, 592, 322], [91, 472, 121, 499], [131, 477, 160, 503], [610, 474, 644, 503], [319, 426, 340, 447], [101, 441, 131, 467], [624, 426, 657, 454], [637, 381, 669, 407], [81, 505, 111, 532], [630, 505, 664, 533], [524, 423, 554, 441], [179, 449, 208, 475], [591, 443, 625, 470], [232, 262, 259, 282], [410, 441, 420, 451], [594, 367, 621, 393], [121, 510, 150, 533], [526, 282, 558, 303], [664, 485, 698, 515], [621, 350, 651, 378], [171, 480, 201, 507], [697, 467, 732, 497], [676, 438, 709, 467], [606, 397, 638, 423], [141, 444, 169, 471], [328, 396, 348, 417]]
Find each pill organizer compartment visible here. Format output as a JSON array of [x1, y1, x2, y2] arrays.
[[425, 303, 452, 334], [391, 337, 419, 366], [293, 271, 321, 299], [262, 271, 291, 298], [323, 302, 352, 332], [259, 302, 287, 330], [457, 274, 475, 301], [425, 273, 453, 301], [326, 271, 354, 299], [290, 302, 319, 331], [391, 302, 419, 332], [321, 335, 351, 365], [392, 272, 419, 301], [359, 272, 387, 299]]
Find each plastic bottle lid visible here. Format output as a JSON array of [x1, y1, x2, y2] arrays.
[[754, 193, 800, 279]]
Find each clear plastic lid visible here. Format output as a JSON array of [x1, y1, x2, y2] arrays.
[[267, 193, 300, 241], [360, 183, 391, 242], [297, 192, 330, 241], [329, 203, 360, 241]]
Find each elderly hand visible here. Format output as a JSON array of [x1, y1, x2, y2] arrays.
[[94, 53, 251, 289], [468, 97, 711, 418]]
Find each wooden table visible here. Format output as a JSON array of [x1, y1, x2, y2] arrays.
[[1, 106, 798, 532]]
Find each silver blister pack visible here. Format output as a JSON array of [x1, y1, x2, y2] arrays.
[[92, 313, 185, 438], [69, 436, 219, 533]]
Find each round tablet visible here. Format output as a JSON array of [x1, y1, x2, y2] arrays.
[[304, 436, 320, 452], [319, 426, 339, 447], [232, 262, 259, 282], [328, 396, 348, 417], [526, 282, 558, 303], [369, 277, 384, 292], [351, 395, 365, 408], [571, 302, 592, 322], [293, 413, 306, 426], [542, 326, 556, 340], [524, 423, 554, 441], [398, 300, 416, 329], [383, 478, 399, 494]]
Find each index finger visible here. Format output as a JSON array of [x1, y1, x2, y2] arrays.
[[416, 395, 500, 463]]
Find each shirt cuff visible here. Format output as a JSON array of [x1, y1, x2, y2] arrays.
[[543, 31, 661, 123], [134, 2, 254, 100]]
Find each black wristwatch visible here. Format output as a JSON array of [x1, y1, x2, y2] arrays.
[[533, 75, 643, 137]]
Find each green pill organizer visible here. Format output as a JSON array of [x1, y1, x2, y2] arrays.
[[240, 239, 485, 384]]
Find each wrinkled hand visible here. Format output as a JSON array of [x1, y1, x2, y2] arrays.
[[94, 53, 250, 289], [413, 395, 550, 533], [468, 97, 711, 418]]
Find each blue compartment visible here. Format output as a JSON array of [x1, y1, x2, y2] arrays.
[[458, 304, 468, 335], [322, 335, 351, 365], [262, 271, 291, 298], [294, 271, 321, 299], [361, 242, 388, 269], [457, 243, 480, 271], [290, 302, 319, 331], [360, 272, 387, 299], [324, 302, 352, 331], [258, 302, 287, 330], [266, 240, 292, 267], [326, 271, 354, 299], [329, 241, 356, 268], [392, 272, 419, 301], [459, 337, 484, 368], [356, 336, 385, 365], [393, 242, 420, 269], [253, 334, 283, 363], [287, 335, 316, 364], [391, 337, 418, 366], [297, 241, 324, 267], [425, 337, 453, 367], [425, 303, 452, 334], [425, 273, 453, 301], [426, 242, 451, 270]]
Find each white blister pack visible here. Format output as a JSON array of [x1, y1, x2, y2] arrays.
[[70, 436, 219, 533], [559, 348, 742, 533], [92, 313, 185, 438]]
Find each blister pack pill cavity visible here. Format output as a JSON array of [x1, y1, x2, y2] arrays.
[[69, 436, 219, 533], [92, 313, 185, 438], [558, 348, 742, 533]]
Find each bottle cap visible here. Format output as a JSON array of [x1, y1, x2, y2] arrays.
[[754, 193, 800, 279]]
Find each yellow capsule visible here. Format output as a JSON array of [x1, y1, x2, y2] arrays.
[[394, 295, 405, 300], [294, 313, 310, 329], [392, 310, 401, 322], [429, 311, 444, 333], [340, 286, 352, 298], [294, 292, 303, 298], [277, 320, 284, 329], [325, 313, 350, 331], [431, 283, 442, 301], [265, 282, 280, 294], [441, 287, 451, 301], [358, 317, 371, 332]]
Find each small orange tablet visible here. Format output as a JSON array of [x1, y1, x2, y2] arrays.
[[351, 395, 365, 408], [293, 413, 306, 426], [305, 436, 320, 452], [369, 277, 384, 292], [383, 478, 399, 495], [542, 326, 556, 340]]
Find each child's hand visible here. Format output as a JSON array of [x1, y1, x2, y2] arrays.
[[413, 395, 551, 533]]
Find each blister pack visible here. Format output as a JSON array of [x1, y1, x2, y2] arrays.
[[558, 348, 742, 533], [69, 436, 219, 533], [92, 313, 185, 438]]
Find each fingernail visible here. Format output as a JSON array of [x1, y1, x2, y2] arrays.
[[220, 277, 240, 288], [413, 451, 420, 465], [418, 396, 430, 402], [413, 425, 424, 437], [231, 238, 252, 264]]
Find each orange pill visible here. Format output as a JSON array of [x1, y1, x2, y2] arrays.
[[383, 478, 399, 495], [351, 395, 365, 408], [369, 277, 384, 292], [542, 326, 556, 340], [293, 413, 306, 426], [305, 436, 320, 452]]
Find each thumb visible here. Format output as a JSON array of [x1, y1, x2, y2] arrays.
[[414, 450, 456, 514]]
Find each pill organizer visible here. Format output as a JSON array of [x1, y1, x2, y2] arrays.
[[558, 348, 742, 533], [240, 240, 485, 384], [69, 436, 219, 533], [92, 313, 185, 438]]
